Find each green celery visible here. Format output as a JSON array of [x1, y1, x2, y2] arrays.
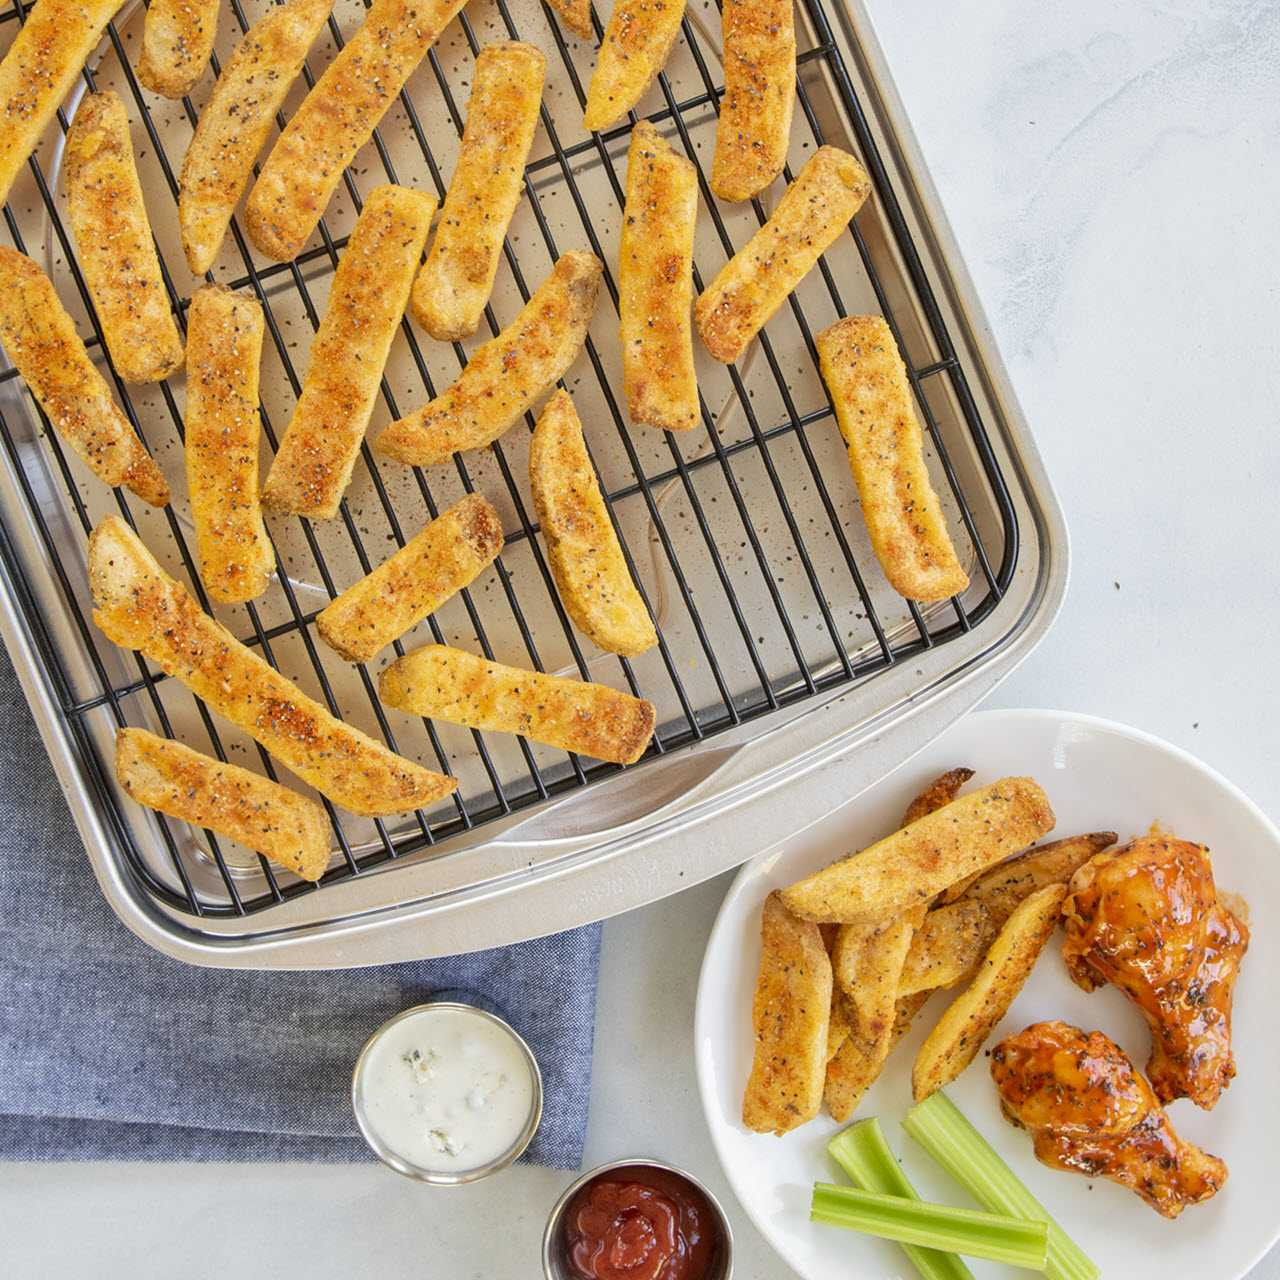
[[827, 1120, 974, 1280], [811, 1183, 1049, 1271], [903, 1092, 1099, 1280]]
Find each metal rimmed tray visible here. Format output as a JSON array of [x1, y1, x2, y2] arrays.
[[0, 0, 1067, 966]]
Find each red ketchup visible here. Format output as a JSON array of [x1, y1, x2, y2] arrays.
[[564, 1167, 719, 1280]]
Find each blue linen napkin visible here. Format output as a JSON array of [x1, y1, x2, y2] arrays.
[[0, 650, 600, 1167]]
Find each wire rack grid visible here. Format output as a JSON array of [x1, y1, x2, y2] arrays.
[[0, 0, 1018, 920]]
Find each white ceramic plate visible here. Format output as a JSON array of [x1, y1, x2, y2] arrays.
[[695, 709, 1280, 1280]]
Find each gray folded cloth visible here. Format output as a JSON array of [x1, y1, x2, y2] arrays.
[[0, 651, 600, 1168]]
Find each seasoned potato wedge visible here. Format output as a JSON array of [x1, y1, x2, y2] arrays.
[[529, 390, 657, 657], [379, 644, 656, 765], [185, 285, 272, 603], [711, 0, 796, 201], [137, 0, 219, 98], [898, 899, 992, 997], [262, 184, 437, 519], [0, 0, 127, 205], [246, 0, 467, 261], [582, 0, 686, 132], [0, 248, 168, 506], [889, 991, 931, 1052], [546, 0, 593, 37], [620, 121, 699, 433], [817, 315, 969, 602], [696, 147, 870, 363], [65, 92, 183, 384], [912, 881, 1067, 1101], [826, 988, 852, 1064], [412, 43, 545, 341], [116, 728, 331, 881], [744, 892, 832, 1135], [377, 251, 602, 465], [179, 0, 333, 274], [317, 493, 503, 663], [903, 766, 974, 827], [782, 777, 1055, 923], [89, 516, 455, 815], [961, 831, 1118, 930]]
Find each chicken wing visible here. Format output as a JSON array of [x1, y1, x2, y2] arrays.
[[1061, 834, 1248, 1109], [991, 1020, 1227, 1218]]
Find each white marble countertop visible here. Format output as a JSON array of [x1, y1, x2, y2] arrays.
[[4, 0, 1279, 1274]]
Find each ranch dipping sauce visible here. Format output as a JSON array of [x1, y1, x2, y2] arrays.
[[352, 1003, 541, 1182]]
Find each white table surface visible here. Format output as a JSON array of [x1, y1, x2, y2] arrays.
[[4, 0, 1278, 1274]]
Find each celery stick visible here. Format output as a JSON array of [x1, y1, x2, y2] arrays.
[[903, 1092, 1099, 1280], [828, 1120, 975, 1280], [811, 1183, 1049, 1271]]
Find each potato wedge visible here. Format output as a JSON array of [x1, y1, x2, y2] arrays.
[[619, 121, 699, 433], [65, 92, 183, 384], [826, 989, 852, 1064], [0, 0, 127, 205], [137, 0, 219, 98], [547, 0, 593, 38], [711, 0, 796, 201], [411, 43, 545, 341], [262, 184, 437, 519], [379, 644, 656, 765], [582, 0, 686, 132], [116, 728, 331, 881], [696, 147, 870, 363], [178, 0, 333, 275], [529, 390, 657, 657], [316, 493, 503, 663], [0, 248, 168, 506], [744, 891, 831, 1135], [184, 285, 272, 603], [903, 766, 974, 827], [961, 831, 1118, 930], [376, 251, 602, 465], [817, 315, 968, 602], [898, 899, 992, 996], [889, 991, 931, 1052], [781, 777, 1055, 922], [245, 0, 467, 262], [89, 516, 455, 815], [912, 881, 1067, 1102]]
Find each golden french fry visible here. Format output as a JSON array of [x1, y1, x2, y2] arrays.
[[529, 390, 657, 657], [582, 0, 686, 132], [89, 516, 456, 816], [619, 121, 699, 433], [898, 899, 992, 996], [179, 0, 333, 275], [962, 831, 1118, 930], [696, 147, 870, 363], [0, 248, 168, 506], [65, 91, 183, 384], [116, 728, 331, 881], [137, 0, 219, 98], [744, 891, 832, 1135], [824, 914, 918, 1122], [817, 315, 969, 602], [184, 285, 272, 604], [245, 0, 467, 262], [376, 251, 602, 465], [316, 493, 503, 663], [903, 767, 975, 828], [546, 0, 593, 37], [262, 184, 437, 519], [912, 881, 1067, 1102], [781, 777, 1055, 922], [0, 0, 127, 206], [412, 43, 545, 341], [379, 645, 656, 765], [711, 0, 795, 201]]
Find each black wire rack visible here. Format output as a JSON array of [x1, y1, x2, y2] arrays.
[[0, 0, 1019, 920]]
